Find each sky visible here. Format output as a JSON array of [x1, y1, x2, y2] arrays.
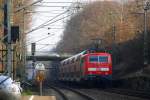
[[27, 0, 79, 53], [26, 0, 128, 54]]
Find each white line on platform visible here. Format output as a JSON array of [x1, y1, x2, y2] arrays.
[[29, 95, 34, 100]]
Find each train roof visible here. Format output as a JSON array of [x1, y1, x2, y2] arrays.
[[61, 50, 111, 63], [61, 50, 86, 63]]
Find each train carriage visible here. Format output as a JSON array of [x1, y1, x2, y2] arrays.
[[59, 50, 112, 82]]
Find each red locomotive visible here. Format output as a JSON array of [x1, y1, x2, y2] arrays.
[[59, 50, 112, 82]]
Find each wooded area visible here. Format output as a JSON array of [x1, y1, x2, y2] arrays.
[[56, 0, 150, 78]]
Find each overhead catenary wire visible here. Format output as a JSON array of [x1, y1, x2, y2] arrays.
[[37, 44, 57, 51], [27, 15, 68, 34], [26, 34, 55, 46], [26, 0, 82, 52], [46, 28, 64, 29], [40, 2, 74, 3], [15, 0, 43, 13], [31, 13, 56, 18], [25, 1, 83, 34], [25, 11, 64, 14], [25, 10, 65, 13], [26, 28, 61, 42], [31, 10, 69, 28], [26, 29, 61, 45], [26, 9, 70, 34], [26, 12, 74, 34], [33, 5, 71, 8], [42, 13, 74, 27], [36, 43, 57, 45], [37, 47, 54, 51]]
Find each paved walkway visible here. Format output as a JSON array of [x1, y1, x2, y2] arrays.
[[21, 95, 56, 100]]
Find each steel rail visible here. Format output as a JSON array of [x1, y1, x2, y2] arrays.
[[49, 83, 96, 100], [104, 88, 150, 99], [46, 84, 69, 100]]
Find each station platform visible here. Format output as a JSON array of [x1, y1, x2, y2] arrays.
[[21, 95, 56, 100]]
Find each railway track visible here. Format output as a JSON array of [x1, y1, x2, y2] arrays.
[[46, 85, 68, 100], [51, 81, 149, 100], [104, 88, 150, 99], [45, 83, 96, 100], [71, 88, 148, 100], [43, 81, 150, 100], [72, 81, 150, 99]]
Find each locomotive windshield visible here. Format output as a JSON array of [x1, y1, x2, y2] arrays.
[[89, 56, 108, 63], [99, 56, 108, 62]]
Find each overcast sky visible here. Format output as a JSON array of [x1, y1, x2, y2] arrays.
[[26, 0, 130, 54]]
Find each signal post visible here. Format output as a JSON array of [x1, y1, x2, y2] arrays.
[[35, 63, 45, 96]]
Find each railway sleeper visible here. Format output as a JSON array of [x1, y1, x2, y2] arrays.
[[113, 76, 150, 92]]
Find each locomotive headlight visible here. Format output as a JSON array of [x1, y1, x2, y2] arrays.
[[88, 68, 96, 71], [100, 68, 109, 71]]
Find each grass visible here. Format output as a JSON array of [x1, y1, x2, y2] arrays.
[[22, 89, 33, 95]]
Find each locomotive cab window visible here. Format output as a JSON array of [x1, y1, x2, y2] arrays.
[[99, 56, 108, 62], [89, 56, 108, 62], [89, 56, 98, 62]]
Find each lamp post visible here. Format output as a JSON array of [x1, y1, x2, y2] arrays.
[[143, 1, 150, 66]]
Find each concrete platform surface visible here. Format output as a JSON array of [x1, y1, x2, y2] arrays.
[[21, 95, 56, 100]]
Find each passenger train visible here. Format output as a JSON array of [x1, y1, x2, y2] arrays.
[[59, 50, 112, 82]]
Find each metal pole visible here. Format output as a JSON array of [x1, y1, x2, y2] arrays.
[[32, 60, 35, 80], [22, 9, 26, 80], [23, 9, 27, 80], [31, 43, 36, 79], [40, 82, 42, 96], [2, 45, 4, 72], [112, 24, 116, 43], [144, 8, 148, 65], [112, 24, 116, 65], [6, 0, 12, 77]]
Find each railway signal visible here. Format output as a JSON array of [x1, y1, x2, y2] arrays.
[[35, 63, 45, 96]]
